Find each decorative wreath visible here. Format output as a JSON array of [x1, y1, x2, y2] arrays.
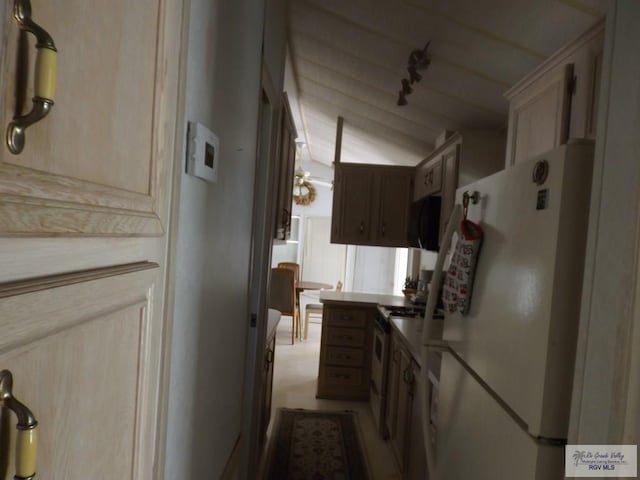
[[293, 178, 317, 206]]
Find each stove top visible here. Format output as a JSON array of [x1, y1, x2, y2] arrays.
[[379, 305, 426, 319]]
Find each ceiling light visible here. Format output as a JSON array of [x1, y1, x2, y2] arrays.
[[401, 79, 413, 95], [396, 41, 431, 107], [408, 41, 431, 70], [408, 65, 422, 84]]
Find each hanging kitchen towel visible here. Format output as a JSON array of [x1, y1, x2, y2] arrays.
[[442, 219, 483, 314]]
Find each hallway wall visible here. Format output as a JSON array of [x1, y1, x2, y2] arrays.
[[164, 0, 265, 477]]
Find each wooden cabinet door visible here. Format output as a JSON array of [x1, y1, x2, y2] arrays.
[[439, 144, 460, 241], [274, 95, 297, 240], [0, 0, 181, 477], [375, 169, 412, 247], [505, 64, 574, 166], [385, 338, 398, 439], [259, 335, 276, 450], [331, 165, 374, 244], [414, 157, 443, 201], [391, 346, 414, 473]]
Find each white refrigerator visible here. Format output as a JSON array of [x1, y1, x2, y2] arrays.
[[427, 141, 594, 480]]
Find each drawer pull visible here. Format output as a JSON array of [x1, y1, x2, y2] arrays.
[[341, 315, 351, 321], [334, 374, 351, 380]]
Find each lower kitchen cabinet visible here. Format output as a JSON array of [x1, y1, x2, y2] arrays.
[[259, 324, 277, 452], [317, 304, 376, 400], [386, 332, 421, 477]]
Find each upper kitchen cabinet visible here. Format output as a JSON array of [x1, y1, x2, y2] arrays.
[[504, 20, 604, 167], [273, 94, 297, 241], [0, 0, 180, 236], [331, 163, 413, 247], [414, 130, 505, 239]]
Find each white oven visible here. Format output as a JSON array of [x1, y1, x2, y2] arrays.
[[370, 311, 391, 437]]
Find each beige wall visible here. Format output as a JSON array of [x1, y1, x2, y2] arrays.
[[164, 0, 265, 477]]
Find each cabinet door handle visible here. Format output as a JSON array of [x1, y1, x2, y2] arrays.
[[341, 315, 351, 321], [265, 348, 274, 364], [7, 0, 57, 155], [403, 366, 414, 384], [0, 370, 39, 480], [359, 221, 364, 234], [381, 222, 386, 236]]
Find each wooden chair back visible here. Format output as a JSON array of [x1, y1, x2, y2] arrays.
[[277, 262, 300, 285], [268, 268, 295, 315], [269, 268, 298, 344]]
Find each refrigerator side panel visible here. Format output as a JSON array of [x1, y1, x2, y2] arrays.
[[541, 142, 594, 436], [436, 353, 564, 480]]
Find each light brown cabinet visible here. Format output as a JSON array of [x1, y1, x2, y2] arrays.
[[385, 332, 420, 475], [504, 20, 604, 167], [331, 163, 413, 247], [413, 131, 505, 242], [274, 94, 297, 240], [317, 304, 376, 400], [259, 333, 276, 450]]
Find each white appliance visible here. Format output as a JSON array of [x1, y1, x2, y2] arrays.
[[422, 141, 595, 480]]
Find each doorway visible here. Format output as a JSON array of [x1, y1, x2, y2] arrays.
[[301, 216, 346, 286]]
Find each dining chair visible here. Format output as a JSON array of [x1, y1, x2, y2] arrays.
[[277, 262, 300, 331], [268, 268, 298, 344], [303, 281, 342, 340], [277, 262, 300, 284]]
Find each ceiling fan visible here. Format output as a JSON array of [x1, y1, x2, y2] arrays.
[[294, 166, 333, 190]]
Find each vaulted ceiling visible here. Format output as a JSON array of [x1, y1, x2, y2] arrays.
[[287, 0, 605, 167]]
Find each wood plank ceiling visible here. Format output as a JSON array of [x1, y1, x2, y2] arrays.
[[287, 0, 605, 167]]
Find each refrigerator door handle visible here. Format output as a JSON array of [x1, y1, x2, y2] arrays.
[[419, 204, 463, 480]]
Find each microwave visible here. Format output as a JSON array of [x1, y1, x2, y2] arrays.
[[408, 195, 441, 251]]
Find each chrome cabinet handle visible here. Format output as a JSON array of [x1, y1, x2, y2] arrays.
[[359, 221, 364, 234], [7, 0, 57, 155], [0, 370, 39, 480]]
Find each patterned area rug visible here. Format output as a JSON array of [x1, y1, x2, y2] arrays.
[[266, 408, 370, 479]]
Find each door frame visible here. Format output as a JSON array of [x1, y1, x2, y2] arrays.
[[568, 2, 640, 444], [242, 63, 282, 477]]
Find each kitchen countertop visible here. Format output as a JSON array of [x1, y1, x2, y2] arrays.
[[389, 315, 444, 369], [266, 308, 281, 344], [319, 291, 412, 308]]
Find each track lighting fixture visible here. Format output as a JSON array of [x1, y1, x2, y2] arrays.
[[408, 41, 431, 70], [401, 78, 413, 95], [396, 41, 431, 107], [407, 65, 422, 84], [397, 90, 407, 106]]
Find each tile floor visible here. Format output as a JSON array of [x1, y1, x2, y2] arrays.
[[265, 318, 401, 480]]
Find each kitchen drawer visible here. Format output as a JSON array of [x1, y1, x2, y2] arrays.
[[325, 327, 365, 347], [324, 307, 367, 328], [322, 366, 363, 388], [325, 346, 365, 367]]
